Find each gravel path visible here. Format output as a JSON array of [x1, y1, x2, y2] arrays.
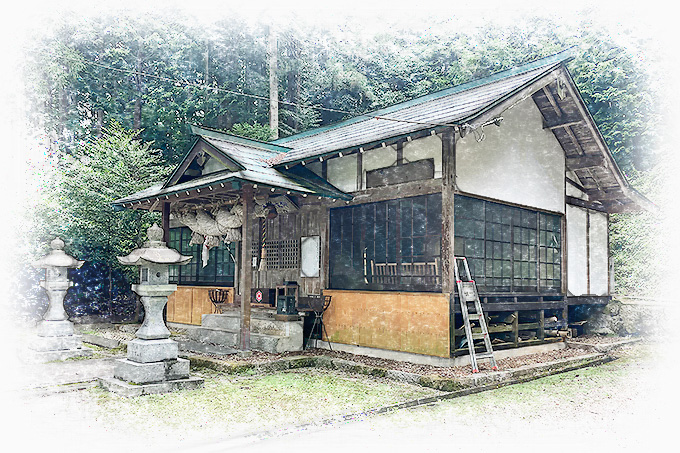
[[79, 325, 635, 379]]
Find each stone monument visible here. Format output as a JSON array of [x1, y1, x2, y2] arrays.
[[30, 237, 92, 361], [100, 224, 204, 396]]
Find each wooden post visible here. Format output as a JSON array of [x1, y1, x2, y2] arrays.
[[240, 184, 254, 350], [162, 202, 170, 243], [442, 128, 456, 358], [441, 128, 456, 294]]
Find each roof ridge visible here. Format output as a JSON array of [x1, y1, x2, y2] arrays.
[[190, 124, 292, 154], [272, 47, 575, 146]]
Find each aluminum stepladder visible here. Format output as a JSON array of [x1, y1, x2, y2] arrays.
[[454, 256, 498, 373]]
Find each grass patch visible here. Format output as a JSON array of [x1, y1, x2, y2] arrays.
[[88, 367, 441, 440]]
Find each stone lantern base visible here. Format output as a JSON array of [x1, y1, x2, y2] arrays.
[[99, 337, 204, 397], [28, 319, 93, 362]]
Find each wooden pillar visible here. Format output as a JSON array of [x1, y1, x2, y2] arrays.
[[441, 128, 456, 294], [442, 128, 456, 358], [240, 184, 254, 350], [162, 202, 170, 243]]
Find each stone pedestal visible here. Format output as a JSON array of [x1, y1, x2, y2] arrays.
[[100, 224, 203, 396]]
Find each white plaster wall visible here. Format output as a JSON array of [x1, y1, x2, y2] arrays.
[[306, 161, 323, 177], [456, 98, 565, 213], [327, 153, 358, 193], [589, 211, 609, 296], [202, 155, 230, 175], [566, 180, 588, 200], [362, 145, 397, 188], [566, 171, 588, 200], [403, 134, 443, 178], [566, 205, 588, 296]]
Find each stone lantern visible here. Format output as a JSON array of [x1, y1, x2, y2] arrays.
[[30, 237, 92, 361], [101, 224, 204, 396]]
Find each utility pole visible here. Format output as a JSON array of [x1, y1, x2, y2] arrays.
[[268, 25, 279, 140]]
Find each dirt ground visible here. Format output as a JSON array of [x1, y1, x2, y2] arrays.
[[209, 339, 679, 453], [5, 332, 673, 453]]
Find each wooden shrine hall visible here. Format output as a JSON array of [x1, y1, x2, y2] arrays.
[[113, 48, 654, 360]]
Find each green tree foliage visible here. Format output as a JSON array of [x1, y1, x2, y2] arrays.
[[229, 122, 275, 141], [609, 164, 667, 297], [57, 121, 170, 261], [19, 122, 171, 320]]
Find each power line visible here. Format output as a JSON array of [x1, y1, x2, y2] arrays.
[[66, 55, 460, 130]]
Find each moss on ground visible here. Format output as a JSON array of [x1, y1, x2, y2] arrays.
[[88, 367, 441, 439]]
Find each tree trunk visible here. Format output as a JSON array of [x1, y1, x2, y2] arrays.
[[95, 108, 104, 137], [133, 47, 143, 133], [268, 25, 279, 140]]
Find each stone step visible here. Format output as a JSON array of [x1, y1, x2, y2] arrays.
[[250, 332, 302, 354], [201, 314, 240, 331], [200, 314, 304, 337], [178, 339, 237, 356], [187, 327, 238, 348]]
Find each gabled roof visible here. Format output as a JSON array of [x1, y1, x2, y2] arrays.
[[270, 48, 576, 166], [112, 126, 352, 208], [114, 48, 654, 214]]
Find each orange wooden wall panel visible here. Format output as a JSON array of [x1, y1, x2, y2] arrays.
[[166, 293, 176, 322], [323, 290, 450, 358], [173, 287, 193, 324], [166, 286, 234, 326]]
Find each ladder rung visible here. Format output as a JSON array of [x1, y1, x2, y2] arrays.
[[472, 333, 487, 340], [475, 352, 495, 359]]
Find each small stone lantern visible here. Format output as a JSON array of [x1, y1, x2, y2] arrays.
[[101, 224, 204, 396], [30, 237, 91, 360]]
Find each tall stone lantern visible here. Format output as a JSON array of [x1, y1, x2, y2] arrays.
[[30, 237, 92, 361], [101, 224, 204, 396]]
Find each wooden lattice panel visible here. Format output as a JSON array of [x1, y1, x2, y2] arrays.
[[251, 239, 299, 270], [279, 239, 299, 269]]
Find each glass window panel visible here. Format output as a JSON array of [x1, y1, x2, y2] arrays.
[[502, 243, 511, 260], [426, 195, 441, 236], [401, 238, 412, 257], [412, 198, 426, 236], [401, 199, 412, 237], [455, 195, 561, 294]]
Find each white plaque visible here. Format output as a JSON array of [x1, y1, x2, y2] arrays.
[[300, 236, 320, 278]]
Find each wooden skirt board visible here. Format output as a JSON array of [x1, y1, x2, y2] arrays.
[[167, 286, 234, 325], [322, 290, 450, 358]]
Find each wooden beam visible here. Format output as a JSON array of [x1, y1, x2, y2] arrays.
[[566, 196, 608, 213], [340, 177, 441, 206], [453, 301, 566, 313], [162, 202, 170, 243], [240, 183, 254, 350], [542, 86, 563, 118], [544, 119, 583, 130], [586, 189, 625, 201], [565, 154, 605, 170], [396, 139, 404, 166], [566, 177, 588, 194]]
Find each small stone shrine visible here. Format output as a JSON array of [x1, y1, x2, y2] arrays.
[[30, 237, 92, 361], [100, 224, 204, 396]]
